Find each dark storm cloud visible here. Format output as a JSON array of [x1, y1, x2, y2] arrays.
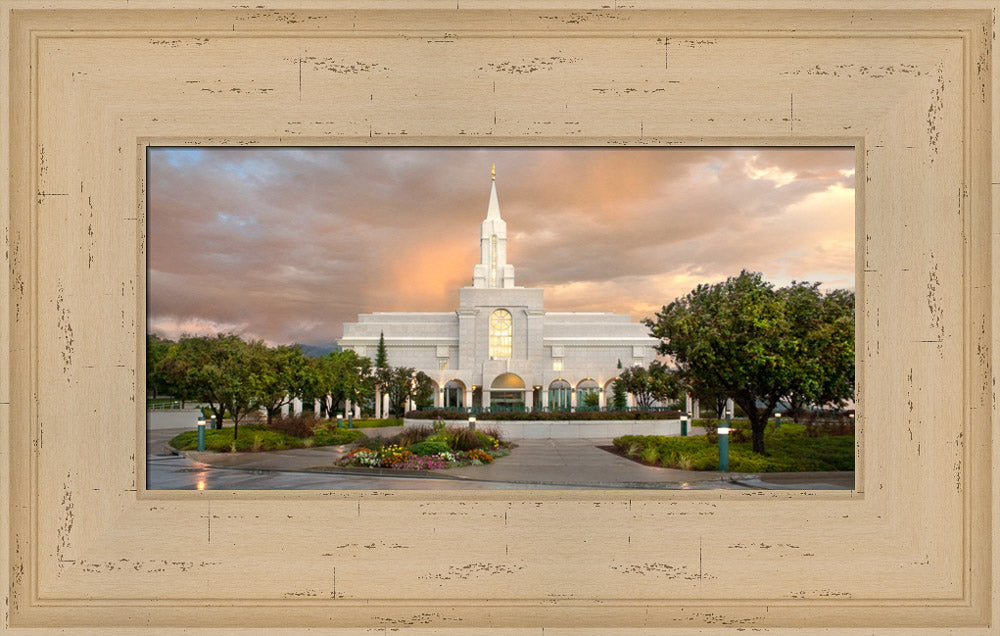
[[147, 147, 855, 345]]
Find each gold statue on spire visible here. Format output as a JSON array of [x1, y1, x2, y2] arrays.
[[491, 163, 496, 181]]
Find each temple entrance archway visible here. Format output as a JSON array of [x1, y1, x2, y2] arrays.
[[490, 373, 525, 411], [444, 379, 466, 409]]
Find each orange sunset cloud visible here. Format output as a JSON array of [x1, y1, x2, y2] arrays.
[[147, 147, 855, 346]]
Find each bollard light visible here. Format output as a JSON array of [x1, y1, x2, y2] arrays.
[[348, 411, 353, 428], [680, 414, 688, 437], [209, 413, 217, 430], [718, 408, 732, 473], [468, 416, 476, 431], [197, 416, 206, 452], [775, 412, 782, 430], [336, 414, 343, 428], [717, 425, 731, 473]]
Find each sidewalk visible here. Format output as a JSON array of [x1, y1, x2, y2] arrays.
[[153, 426, 854, 490]]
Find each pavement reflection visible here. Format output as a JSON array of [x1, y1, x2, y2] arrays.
[[147, 455, 755, 491]]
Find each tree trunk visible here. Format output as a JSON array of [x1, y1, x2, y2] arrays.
[[750, 420, 766, 454], [210, 404, 225, 429], [737, 395, 771, 455]]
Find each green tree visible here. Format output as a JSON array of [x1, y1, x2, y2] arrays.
[[254, 344, 309, 424], [384, 367, 433, 417], [146, 334, 175, 400], [373, 331, 391, 417], [610, 379, 628, 410], [778, 282, 856, 421], [314, 349, 374, 419], [412, 371, 435, 410], [375, 331, 388, 369], [159, 334, 263, 439], [684, 376, 727, 419], [645, 271, 855, 454], [615, 361, 681, 409]]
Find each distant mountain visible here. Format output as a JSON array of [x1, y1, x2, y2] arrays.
[[294, 343, 341, 358]]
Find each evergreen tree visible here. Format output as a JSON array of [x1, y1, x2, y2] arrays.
[[375, 331, 388, 369], [611, 379, 628, 410]]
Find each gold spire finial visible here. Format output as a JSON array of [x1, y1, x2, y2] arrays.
[[491, 163, 496, 181]]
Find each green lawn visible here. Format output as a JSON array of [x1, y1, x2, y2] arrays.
[[613, 423, 854, 472], [169, 424, 365, 453]]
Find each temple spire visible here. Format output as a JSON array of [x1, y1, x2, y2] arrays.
[[472, 166, 514, 289], [485, 166, 501, 221]]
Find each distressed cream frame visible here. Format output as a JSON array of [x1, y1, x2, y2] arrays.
[[1, 1, 998, 632]]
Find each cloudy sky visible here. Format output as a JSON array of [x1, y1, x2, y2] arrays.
[[147, 146, 855, 346]]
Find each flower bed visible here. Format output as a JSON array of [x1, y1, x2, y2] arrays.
[[335, 421, 511, 470]]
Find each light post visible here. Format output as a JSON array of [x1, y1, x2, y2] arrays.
[[468, 415, 476, 431], [718, 408, 731, 473], [196, 416, 206, 452], [775, 412, 782, 430], [680, 414, 688, 437]]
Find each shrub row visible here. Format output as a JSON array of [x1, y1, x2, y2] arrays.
[[612, 432, 855, 472], [407, 409, 683, 421], [169, 424, 365, 453]]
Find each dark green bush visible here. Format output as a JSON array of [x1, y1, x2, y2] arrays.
[[170, 425, 303, 452], [311, 428, 365, 446], [408, 440, 452, 456], [170, 423, 364, 452]]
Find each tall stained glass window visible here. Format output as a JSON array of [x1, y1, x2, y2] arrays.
[[489, 309, 512, 359]]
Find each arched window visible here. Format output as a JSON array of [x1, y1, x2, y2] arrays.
[[444, 380, 465, 409], [576, 379, 600, 411], [549, 379, 572, 411], [489, 309, 512, 359]]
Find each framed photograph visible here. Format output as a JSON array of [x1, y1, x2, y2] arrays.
[[2, 2, 997, 632], [144, 145, 857, 492]]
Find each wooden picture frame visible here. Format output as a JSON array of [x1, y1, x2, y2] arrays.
[[1, 2, 997, 632]]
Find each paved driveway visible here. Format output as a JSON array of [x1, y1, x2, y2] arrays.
[[146, 419, 853, 490]]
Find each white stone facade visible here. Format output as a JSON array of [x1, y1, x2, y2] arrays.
[[338, 168, 659, 411]]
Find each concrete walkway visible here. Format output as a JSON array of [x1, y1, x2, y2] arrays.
[[432, 438, 729, 488], [148, 425, 853, 490]]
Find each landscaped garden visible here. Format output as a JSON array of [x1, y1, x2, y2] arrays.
[[336, 421, 511, 470], [167, 413, 512, 471], [611, 420, 855, 472], [168, 413, 366, 452]]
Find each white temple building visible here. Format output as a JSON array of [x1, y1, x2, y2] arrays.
[[338, 166, 659, 413]]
